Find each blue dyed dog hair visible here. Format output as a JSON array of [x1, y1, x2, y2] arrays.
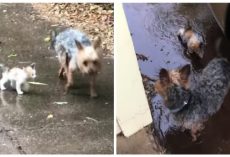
[[54, 28, 92, 57]]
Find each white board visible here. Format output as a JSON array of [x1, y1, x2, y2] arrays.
[[116, 3, 153, 137]]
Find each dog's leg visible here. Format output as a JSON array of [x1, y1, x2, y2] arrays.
[[58, 51, 70, 79], [63, 63, 69, 79], [90, 74, 98, 98], [65, 68, 74, 92], [191, 123, 204, 142], [58, 65, 65, 79], [62, 52, 71, 79], [58, 53, 65, 79]]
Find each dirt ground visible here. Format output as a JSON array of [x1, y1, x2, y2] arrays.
[[117, 127, 163, 154], [0, 3, 113, 154]]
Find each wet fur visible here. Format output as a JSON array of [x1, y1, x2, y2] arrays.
[[155, 58, 230, 141], [155, 64, 191, 100], [177, 26, 205, 59], [51, 28, 101, 97], [0, 63, 36, 95]]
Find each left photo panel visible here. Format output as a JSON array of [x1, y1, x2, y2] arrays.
[[0, 3, 114, 154]]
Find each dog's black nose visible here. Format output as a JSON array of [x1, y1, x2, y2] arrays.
[[89, 69, 95, 74]]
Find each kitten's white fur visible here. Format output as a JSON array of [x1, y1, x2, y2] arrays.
[[0, 64, 36, 95]]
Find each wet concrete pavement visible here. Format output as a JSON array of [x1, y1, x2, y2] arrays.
[[124, 3, 230, 154], [0, 4, 113, 154]]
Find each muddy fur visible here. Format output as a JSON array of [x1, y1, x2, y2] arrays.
[[51, 28, 101, 97], [177, 25, 205, 59], [155, 64, 191, 100], [154, 58, 230, 141]]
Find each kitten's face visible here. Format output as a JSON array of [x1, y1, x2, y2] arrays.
[[154, 64, 191, 111], [24, 63, 36, 79]]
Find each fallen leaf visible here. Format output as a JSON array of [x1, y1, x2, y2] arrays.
[[7, 54, 17, 58], [53, 102, 68, 105], [86, 117, 98, 123], [44, 36, 50, 42], [18, 61, 31, 64], [47, 114, 53, 119]]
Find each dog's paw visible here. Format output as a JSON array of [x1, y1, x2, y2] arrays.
[[0, 86, 6, 90], [90, 92, 98, 98]]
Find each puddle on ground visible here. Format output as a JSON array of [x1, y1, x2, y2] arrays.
[[124, 3, 230, 154]]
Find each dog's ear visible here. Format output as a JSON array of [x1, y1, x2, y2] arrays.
[[185, 20, 192, 31], [93, 36, 101, 49], [159, 68, 170, 85], [75, 40, 83, 50], [179, 64, 191, 81], [30, 63, 36, 69]]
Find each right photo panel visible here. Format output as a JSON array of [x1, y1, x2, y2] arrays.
[[116, 3, 230, 154]]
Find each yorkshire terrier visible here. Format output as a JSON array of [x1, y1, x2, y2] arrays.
[[155, 57, 230, 141], [177, 23, 205, 59], [0, 63, 36, 95], [51, 28, 101, 97]]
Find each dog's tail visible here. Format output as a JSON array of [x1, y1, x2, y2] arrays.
[[50, 30, 57, 50]]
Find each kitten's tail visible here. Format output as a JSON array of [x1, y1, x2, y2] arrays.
[[0, 64, 8, 72], [50, 30, 57, 50]]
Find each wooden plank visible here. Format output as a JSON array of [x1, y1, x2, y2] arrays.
[[116, 120, 121, 134], [115, 3, 153, 137]]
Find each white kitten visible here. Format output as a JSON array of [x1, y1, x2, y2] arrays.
[[0, 63, 36, 94]]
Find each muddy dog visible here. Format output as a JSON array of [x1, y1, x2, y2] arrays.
[[51, 28, 101, 97], [154, 57, 230, 141]]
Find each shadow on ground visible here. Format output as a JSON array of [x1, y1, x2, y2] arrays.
[[0, 3, 113, 154]]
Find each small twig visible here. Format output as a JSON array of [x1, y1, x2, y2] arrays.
[[136, 53, 149, 61], [86, 117, 99, 123], [28, 82, 48, 86]]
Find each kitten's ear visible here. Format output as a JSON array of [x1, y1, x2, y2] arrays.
[[75, 40, 83, 50], [93, 36, 101, 49], [30, 63, 36, 69], [159, 68, 170, 85], [179, 64, 191, 81]]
